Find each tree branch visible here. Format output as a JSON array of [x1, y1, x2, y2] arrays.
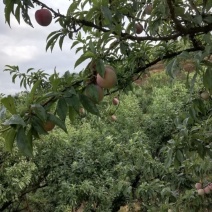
[[0, 173, 48, 211], [31, 0, 212, 43], [134, 47, 203, 75], [166, 0, 188, 33], [187, 0, 200, 15]]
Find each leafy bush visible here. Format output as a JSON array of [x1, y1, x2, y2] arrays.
[[0, 72, 211, 211]]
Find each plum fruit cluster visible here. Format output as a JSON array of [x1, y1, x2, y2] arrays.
[[195, 182, 212, 196]]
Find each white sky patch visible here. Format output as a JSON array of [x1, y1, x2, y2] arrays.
[[0, 1, 88, 95], [2, 45, 39, 61]]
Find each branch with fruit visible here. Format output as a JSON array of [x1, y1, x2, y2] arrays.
[[195, 182, 212, 196], [1, 0, 212, 156]]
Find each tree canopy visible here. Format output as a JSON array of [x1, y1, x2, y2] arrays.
[[1, 0, 212, 155], [0, 73, 212, 211]]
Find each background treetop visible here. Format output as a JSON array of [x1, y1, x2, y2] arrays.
[[1, 0, 212, 155]]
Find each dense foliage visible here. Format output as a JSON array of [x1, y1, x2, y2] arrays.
[[0, 0, 212, 211], [1, 73, 212, 211], [1, 0, 212, 154]]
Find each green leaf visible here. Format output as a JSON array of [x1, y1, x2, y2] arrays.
[[46, 30, 60, 40], [174, 157, 181, 168], [26, 128, 33, 152], [15, 3, 21, 24], [49, 77, 61, 91], [74, 51, 96, 68], [178, 51, 191, 60], [16, 127, 33, 157], [203, 16, 212, 24], [3, 115, 26, 127], [63, 71, 75, 85], [96, 59, 105, 77], [23, 0, 34, 8], [176, 149, 184, 163], [165, 148, 173, 168], [120, 42, 128, 55], [202, 33, 212, 44], [31, 115, 48, 135], [56, 97, 68, 121], [84, 84, 99, 103], [31, 127, 40, 139], [27, 80, 42, 105], [68, 106, 77, 122], [166, 58, 179, 78], [67, 1, 79, 15], [12, 74, 17, 83], [1, 95, 17, 114], [4, 0, 14, 27], [193, 15, 202, 25], [21, 4, 33, 27], [63, 87, 77, 97], [79, 94, 100, 116], [71, 40, 80, 49], [205, 0, 212, 12], [89, 41, 96, 54], [31, 104, 47, 122], [3, 127, 16, 152], [76, 47, 83, 54], [196, 141, 206, 159], [101, 6, 112, 24], [26, 68, 34, 73], [46, 32, 62, 51], [65, 95, 81, 111], [47, 113, 68, 133], [59, 35, 66, 50], [203, 68, 212, 92], [188, 107, 198, 122]]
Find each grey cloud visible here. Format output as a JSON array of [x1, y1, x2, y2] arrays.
[[0, 1, 87, 95]]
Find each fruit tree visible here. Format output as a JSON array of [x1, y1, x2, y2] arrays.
[[1, 0, 212, 156]]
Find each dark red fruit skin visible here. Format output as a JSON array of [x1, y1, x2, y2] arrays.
[[135, 23, 143, 34], [35, 9, 52, 26]]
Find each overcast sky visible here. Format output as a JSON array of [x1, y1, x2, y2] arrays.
[[0, 1, 87, 95]]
